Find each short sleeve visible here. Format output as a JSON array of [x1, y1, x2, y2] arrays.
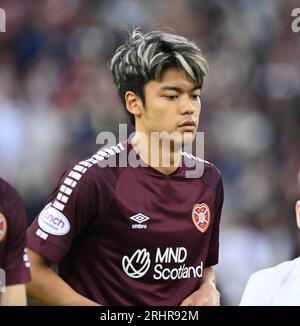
[[0, 187, 31, 286], [27, 165, 99, 264], [205, 175, 224, 267]]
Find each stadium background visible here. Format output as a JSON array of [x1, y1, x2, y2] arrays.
[[0, 0, 299, 305]]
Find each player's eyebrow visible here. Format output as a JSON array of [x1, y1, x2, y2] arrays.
[[159, 85, 201, 93]]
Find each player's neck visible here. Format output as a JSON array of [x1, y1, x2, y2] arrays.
[[131, 132, 182, 175]]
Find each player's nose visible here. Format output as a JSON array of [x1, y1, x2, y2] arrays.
[[179, 96, 196, 115]]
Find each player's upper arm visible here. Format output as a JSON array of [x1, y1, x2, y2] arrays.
[[27, 166, 100, 264], [27, 248, 49, 268]]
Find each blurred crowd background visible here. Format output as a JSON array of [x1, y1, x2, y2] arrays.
[[0, 0, 300, 305]]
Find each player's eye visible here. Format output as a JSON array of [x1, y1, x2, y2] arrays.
[[164, 95, 178, 101], [190, 94, 200, 101]]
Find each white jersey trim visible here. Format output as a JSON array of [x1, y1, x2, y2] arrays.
[[180, 151, 209, 164], [52, 143, 125, 212]]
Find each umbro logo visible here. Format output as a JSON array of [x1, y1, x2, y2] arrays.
[[130, 213, 150, 229]]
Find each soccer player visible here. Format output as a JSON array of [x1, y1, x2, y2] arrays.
[[240, 171, 300, 306], [27, 30, 224, 306], [0, 178, 31, 306]]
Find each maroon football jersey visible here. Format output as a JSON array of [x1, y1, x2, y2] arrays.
[[27, 142, 224, 305], [0, 178, 31, 286]]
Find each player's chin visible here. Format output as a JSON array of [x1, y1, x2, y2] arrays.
[[169, 133, 195, 149], [180, 131, 196, 145]]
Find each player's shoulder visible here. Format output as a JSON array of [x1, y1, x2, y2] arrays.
[[64, 142, 127, 184], [250, 259, 297, 284], [181, 151, 223, 188]]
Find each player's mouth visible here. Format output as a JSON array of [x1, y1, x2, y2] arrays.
[[177, 120, 197, 131]]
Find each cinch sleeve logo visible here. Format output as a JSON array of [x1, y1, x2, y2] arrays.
[[192, 203, 210, 233], [38, 204, 70, 236]]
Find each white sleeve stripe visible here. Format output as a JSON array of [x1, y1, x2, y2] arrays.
[[117, 143, 125, 151], [64, 187, 72, 195], [109, 145, 121, 153], [36, 229, 48, 240], [57, 193, 69, 203], [64, 177, 73, 186], [103, 148, 115, 155], [53, 201, 65, 211], [68, 171, 82, 181], [73, 165, 87, 173], [54, 143, 126, 211], [71, 180, 77, 188], [40, 231, 48, 240], [79, 161, 93, 167], [60, 185, 72, 195], [60, 195, 69, 203], [64, 178, 77, 188], [97, 151, 109, 157], [92, 154, 105, 161], [87, 158, 99, 164]]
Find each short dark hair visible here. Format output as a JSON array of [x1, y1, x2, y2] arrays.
[[109, 29, 208, 125]]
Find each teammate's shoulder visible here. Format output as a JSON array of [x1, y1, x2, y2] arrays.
[[250, 259, 295, 284], [0, 177, 14, 193], [240, 267, 273, 305], [271, 258, 298, 278], [0, 178, 26, 226], [0, 177, 22, 203], [249, 267, 275, 284]]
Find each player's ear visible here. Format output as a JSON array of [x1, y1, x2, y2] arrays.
[[125, 91, 142, 118], [295, 200, 300, 229]]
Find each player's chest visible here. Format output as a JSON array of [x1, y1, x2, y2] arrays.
[[98, 181, 215, 249]]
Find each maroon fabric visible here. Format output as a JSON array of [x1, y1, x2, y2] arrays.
[[28, 142, 224, 305], [0, 178, 31, 286]]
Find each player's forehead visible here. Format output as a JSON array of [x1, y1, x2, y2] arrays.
[[150, 68, 200, 92]]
